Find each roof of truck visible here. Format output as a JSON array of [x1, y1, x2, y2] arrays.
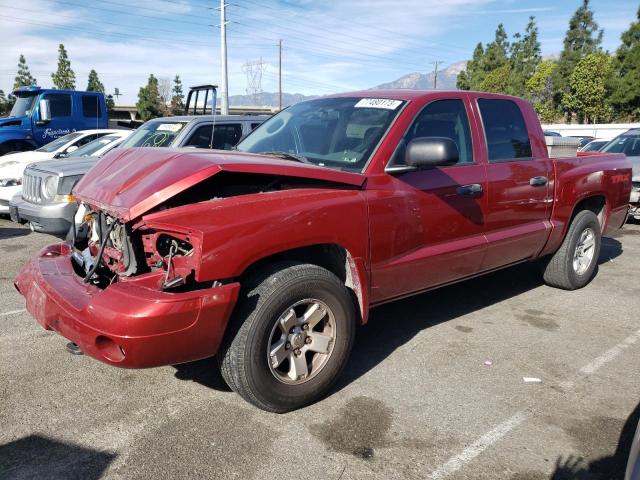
[[152, 115, 270, 123], [325, 89, 527, 102]]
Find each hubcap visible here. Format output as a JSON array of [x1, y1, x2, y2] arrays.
[[573, 227, 596, 275], [267, 299, 336, 385]]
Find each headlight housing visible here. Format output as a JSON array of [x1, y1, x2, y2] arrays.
[[42, 175, 58, 200], [0, 178, 21, 187]]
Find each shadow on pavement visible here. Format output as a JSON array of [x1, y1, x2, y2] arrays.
[[0, 434, 116, 479], [173, 357, 231, 391], [0, 226, 30, 240], [548, 402, 640, 480]]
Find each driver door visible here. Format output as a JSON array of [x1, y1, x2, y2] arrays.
[[368, 97, 488, 302]]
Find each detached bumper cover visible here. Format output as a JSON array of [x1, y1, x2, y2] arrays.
[[15, 243, 240, 368]]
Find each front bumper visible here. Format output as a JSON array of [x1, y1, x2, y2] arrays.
[[9, 195, 77, 234], [15, 243, 240, 368]]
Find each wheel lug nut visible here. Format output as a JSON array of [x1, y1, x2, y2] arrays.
[[285, 342, 291, 349], [302, 324, 309, 330], [305, 337, 312, 344], [294, 349, 301, 356]]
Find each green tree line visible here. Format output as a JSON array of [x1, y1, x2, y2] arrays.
[[457, 0, 640, 124]]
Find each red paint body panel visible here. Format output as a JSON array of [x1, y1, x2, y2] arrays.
[[16, 90, 632, 370]]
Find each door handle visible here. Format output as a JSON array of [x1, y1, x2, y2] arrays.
[[530, 176, 548, 187], [456, 183, 483, 196]]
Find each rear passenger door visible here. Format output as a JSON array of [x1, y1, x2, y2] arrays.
[[476, 98, 553, 270]]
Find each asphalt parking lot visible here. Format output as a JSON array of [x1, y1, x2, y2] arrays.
[[0, 217, 638, 480]]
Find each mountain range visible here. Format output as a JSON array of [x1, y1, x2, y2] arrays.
[[228, 61, 466, 107]]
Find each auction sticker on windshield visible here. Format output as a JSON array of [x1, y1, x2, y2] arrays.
[[157, 123, 184, 132], [354, 98, 403, 110]]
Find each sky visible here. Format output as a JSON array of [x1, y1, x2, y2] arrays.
[[0, 0, 637, 105]]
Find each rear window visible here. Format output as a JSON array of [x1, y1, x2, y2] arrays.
[[82, 95, 102, 118], [478, 99, 532, 161]]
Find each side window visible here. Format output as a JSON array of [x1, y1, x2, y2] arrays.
[[212, 123, 243, 150], [73, 134, 99, 148], [251, 122, 262, 130], [82, 95, 101, 118], [44, 93, 72, 117], [398, 99, 474, 165], [478, 99, 532, 161], [184, 125, 213, 149]]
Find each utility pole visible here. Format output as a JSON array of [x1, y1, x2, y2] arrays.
[[430, 61, 443, 89], [219, 0, 229, 115], [278, 39, 283, 111]]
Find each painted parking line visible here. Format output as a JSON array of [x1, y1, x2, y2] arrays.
[[1, 308, 26, 316], [428, 411, 528, 480], [427, 328, 640, 479]]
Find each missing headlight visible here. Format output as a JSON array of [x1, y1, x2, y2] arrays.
[[156, 234, 193, 257]]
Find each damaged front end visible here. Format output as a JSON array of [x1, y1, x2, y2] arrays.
[[70, 206, 203, 292]]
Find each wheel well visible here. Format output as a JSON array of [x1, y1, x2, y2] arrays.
[[240, 244, 365, 323], [572, 195, 606, 229]]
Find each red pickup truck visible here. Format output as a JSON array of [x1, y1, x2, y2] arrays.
[[15, 91, 631, 412]]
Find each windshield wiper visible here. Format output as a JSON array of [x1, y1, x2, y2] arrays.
[[260, 151, 311, 164]]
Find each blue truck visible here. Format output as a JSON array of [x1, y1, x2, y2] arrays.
[[0, 86, 108, 156]]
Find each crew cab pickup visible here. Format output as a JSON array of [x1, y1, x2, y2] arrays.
[[15, 91, 632, 413], [0, 86, 108, 155]]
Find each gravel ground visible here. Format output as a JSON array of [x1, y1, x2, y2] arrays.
[[0, 217, 638, 480]]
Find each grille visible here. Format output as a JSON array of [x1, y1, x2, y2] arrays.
[[22, 170, 45, 204]]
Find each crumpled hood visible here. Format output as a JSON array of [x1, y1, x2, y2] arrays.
[[74, 148, 365, 221]]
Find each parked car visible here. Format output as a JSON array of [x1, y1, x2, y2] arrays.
[[8, 116, 267, 234], [9, 131, 132, 234], [0, 130, 121, 216], [600, 128, 640, 220], [579, 139, 609, 153], [15, 91, 631, 413], [543, 130, 562, 137], [116, 114, 267, 150], [569, 135, 596, 148], [0, 86, 108, 155]]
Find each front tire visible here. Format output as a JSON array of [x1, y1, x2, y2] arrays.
[[217, 263, 356, 413], [542, 210, 601, 290]]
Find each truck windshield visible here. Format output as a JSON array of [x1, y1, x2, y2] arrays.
[[119, 121, 188, 148], [236, 97, 405, 172], [36, 132, 83, 152], [9, 94, 38, 118]]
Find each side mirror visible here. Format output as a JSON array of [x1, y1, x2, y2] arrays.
[[405, 137, 459, 168], [37, 99, 51, 125]]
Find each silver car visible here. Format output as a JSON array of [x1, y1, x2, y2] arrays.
[[600, 129, 640, 221]]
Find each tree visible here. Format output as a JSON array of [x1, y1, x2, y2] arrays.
[[170, 75, 185, 115], [509, 17, 541, 97], [51, 44, 76, 90], [527, 60, 559, 122], [610, 7, 640, 120], [553, 0, 603, 115], [0, 90, 12, 115], [563, 53, 613, 124], [14, 54, 37, 89], [457, 43, 485, 90], [86, 69, 105, 92], [106, 94, 115, 113], [157, 77, 172, 116], [483, 24, 509, 72], [136, 74, 163, 121], [480, 64, 512, 94]]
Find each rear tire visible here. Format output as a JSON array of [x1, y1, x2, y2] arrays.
[[217, 263, 356, 413], [542, 210, 601, 290]]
